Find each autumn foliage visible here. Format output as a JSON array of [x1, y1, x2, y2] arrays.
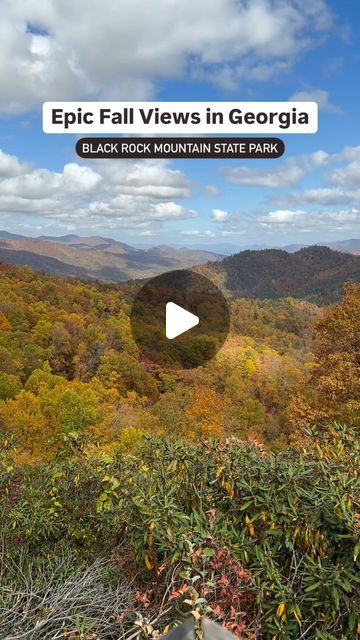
[[288, 283, 360, 439], [1, 430, 359, 639], [0, 263, 359, 639], [0, 263, 330, 464]]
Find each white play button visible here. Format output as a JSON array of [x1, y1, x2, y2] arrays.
[[166, 301, 199, 340], [131, 270, 230, 369]]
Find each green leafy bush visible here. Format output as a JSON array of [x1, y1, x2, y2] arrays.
[[0, 424, 359, 639]]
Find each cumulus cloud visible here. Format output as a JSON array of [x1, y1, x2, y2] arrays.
[[262, 210, 304, 223], [0, 149, 30, 177], [97, 162, 190, 199], [222, 145, 360, 209], [151, 202, 197, 220], [223, 164, 304, 188], [0, 149, 197, 230], [275, 188, 360, 207], [61, 164, 103, 194], [211, 208, 229, 222], [266, 146, 360, 207], [222, 150, 329, 188], [0, 0, 334, 112], [257, 208, 360, 234], [289, 88, 342, 113], [204, 185, 221, 197], [177, 143, 360, 241], [329, 160, 360, 189]]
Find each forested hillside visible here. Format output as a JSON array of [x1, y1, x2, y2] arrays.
[[205, 246, 360, 303], [1, 231, 359, 303], [0, 261, 321, 461], [0, 262, 359, 639]]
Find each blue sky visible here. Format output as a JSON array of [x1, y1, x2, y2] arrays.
[[0, 0, 359, 249]]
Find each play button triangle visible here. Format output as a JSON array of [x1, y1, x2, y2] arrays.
[[166, 301, 199, 340], [130, 269, 230, 369]]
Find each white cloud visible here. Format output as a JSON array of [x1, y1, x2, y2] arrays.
[[61, 163, 103, 194], [257, 208, 360, 234], [0, 149, 30, 177], [264, 210, 304, 223], [220, 230, 246, 236], [0, 169, 59, 199], [0, 149, 197, 230], [204, 185, 221, 197], [333, 146, 360, 163], [0, 0, 334, 112], [211, 208, 229, 222], [266, 145, 360, 207], [92, 161, 190, 199], [276, 188, 360, 207], [289, 88, 342, 114], [223, 164, 303, 188], [329, 161, 360, 189], [222, 145, 360, 204], [0, 161, 103, 200], [222, 151, 329, 188], [180, 229, 215, 238], [151, 202, 197, 220], [138, 230, 160, 237]]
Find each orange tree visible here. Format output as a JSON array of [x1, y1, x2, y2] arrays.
[[288, 283, 360, 435]]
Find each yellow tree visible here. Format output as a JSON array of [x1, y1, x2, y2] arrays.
[[184, 385, 229, 440], [288, 283, 360, 435], [0, 390, 56, 464]]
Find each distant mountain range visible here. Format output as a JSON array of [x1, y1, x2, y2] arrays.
[[200, 245, 360, 303], [0, 232, 223, 281], [283, 239, 360, 255], [0, 232, 359, 302], [191, 239, 360, 256]]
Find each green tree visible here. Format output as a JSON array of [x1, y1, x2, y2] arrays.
[[0, 372, 22, 400]]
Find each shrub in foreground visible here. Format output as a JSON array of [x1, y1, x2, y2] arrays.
[[0, 424, 359, 639]]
